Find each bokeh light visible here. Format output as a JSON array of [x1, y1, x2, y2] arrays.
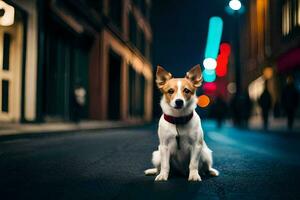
[[229, 0, 242, 11], [203, 69, 216, 82], [263, 67, 273, 79], [203, 58, 217, 70], [220, 43, 231, 56], [227, 82, 237, 94], [203, 82, 217, 92], [197, 95, 210, 108], [216, 43, 231, 77], [204, 17, 223, 59]]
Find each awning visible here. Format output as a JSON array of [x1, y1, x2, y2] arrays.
[[277, 47, 300, 73]]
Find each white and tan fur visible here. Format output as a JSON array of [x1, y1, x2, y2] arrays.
[[144, 65, 219, 181]]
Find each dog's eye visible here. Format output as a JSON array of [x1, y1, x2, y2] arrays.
[[168, 89, 174, 94], [183, 88, 191, 94]]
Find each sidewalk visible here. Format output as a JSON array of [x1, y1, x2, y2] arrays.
[[248, 116, 300, 132], [0, 120, 144, 137]]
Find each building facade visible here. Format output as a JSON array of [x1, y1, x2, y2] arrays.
[[89, 0, 153, 121], [0, 0, 153, 123], [239, 0, 300, 116], [0, 0, 38, 122]]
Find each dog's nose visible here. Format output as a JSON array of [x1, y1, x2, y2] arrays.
[[175, 99, 184, 108]]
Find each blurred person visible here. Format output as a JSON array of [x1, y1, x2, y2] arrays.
[[230, 94, 242, 127], [281, 76, 299, 130], [258, 81, 272, 130], [213, 95, 228, 129], [241, 91, 253, 128], [72, 83, 86, 123], [273, 101, 281, 118]]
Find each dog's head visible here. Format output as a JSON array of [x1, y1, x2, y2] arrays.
[[156, 64, 202, 111]]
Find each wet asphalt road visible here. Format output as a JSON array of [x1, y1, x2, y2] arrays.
[[0, 122, 300, 200]]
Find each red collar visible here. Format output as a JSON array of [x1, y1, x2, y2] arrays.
[[163, 112, 194, 125]]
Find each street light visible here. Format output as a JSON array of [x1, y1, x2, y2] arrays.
[[227, 0, 243, 95], [229, 0, 242, 11]]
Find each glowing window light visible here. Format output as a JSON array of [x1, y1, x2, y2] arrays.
[[0, 0, 15, 26], [197, 95, 210, 108], [298, 0, 300, 26], [203, 58, 217, 70], [204, 17, 223, 59], [203, 82, 217, 92], [203, 69, 216, 82], [229, 0, 242, 11]]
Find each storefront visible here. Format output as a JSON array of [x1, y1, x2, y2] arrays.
[[0, 0, 30, 122]]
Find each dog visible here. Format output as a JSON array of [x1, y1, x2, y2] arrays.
[[144, 64, 219, 181]]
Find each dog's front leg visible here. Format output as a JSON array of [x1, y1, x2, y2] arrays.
[[188, 143, 202, 181], [155, 145, 170, 181]]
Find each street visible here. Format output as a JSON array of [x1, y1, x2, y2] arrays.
[[0, 122, 300, 200]]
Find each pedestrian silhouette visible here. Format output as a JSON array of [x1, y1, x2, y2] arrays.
[[281, 76, 299, 130], [213, 96, 228, 128], [230, 94, 242, 127], [241, 91, 253, 128], [258, 81, 272, 130], [72, 82, 86, 123]]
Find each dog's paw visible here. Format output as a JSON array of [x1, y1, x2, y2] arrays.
[[188, 170, 202, 182], [209, 168, 219, 177], [155, 172, 168, 181]]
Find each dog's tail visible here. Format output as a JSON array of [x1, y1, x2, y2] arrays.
[[144, 168, 158, 176]]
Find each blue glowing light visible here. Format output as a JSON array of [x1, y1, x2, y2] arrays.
[[204, 17, 223, 59], [203, 69, 216, 82]]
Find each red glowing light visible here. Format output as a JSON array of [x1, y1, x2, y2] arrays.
[[220, 43, 231, 56], [203, 82, 217, 92], [216, 43, 231, 77]]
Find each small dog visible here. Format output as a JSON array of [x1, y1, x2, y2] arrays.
[[145, 65, 219, 181]]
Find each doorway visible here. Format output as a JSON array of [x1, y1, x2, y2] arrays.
[[107, 50, 121, 120], [0, 21, 23, 122]]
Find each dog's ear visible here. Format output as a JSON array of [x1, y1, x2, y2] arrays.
[[185, 64, 203, 87], [156, 65, 172, 89]]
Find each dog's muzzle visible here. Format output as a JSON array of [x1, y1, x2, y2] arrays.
[[174, 99, 184, 109]]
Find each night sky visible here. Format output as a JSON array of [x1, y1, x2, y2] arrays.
[[151, 0, 235, 77]]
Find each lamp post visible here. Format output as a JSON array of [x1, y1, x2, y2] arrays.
[[228, 0, 242, 95]]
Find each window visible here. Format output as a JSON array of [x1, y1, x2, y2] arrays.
[[140, 0, 146, 16], [139, 74, 145, 117], [128, 65, 136, 116], [140, 31, 145, 55], [1, 80, 9, 112], [298, 0, 300, 25], [282, 0, 300, 36], [128, 65, 145, 118], [146, 41, 151, 60], [146, 3, 150, 20], [3, 33, 10, 70], [109, 0, 122, 28], [129, 12, 137, 45], [86, 0, 103, 13]]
